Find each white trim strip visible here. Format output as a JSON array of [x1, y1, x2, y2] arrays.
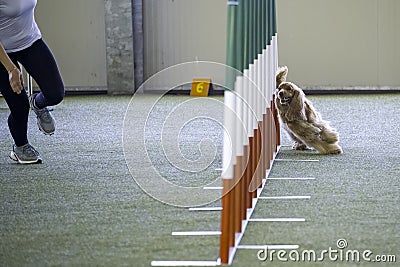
[[259, 196, 311, 200], [151, 261, 219, 267], [238, 244, 300, 250], [267, 177, 315, 180], [189, 207, 222, 211], [203, 186, 223, 190], [172, 231, 221, 236], [249, 218, 306, 222], [274, 159, 319, 162]]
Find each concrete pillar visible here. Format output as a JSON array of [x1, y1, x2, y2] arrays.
[[104, 0, 135, 94], [132, 0, 144, 91]]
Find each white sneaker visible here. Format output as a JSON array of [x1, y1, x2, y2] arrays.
[[10, 144, 42, 164]]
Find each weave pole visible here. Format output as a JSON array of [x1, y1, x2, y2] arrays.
[[220, 0, 279, 264]]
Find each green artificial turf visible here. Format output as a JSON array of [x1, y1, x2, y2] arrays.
[[0, 94, 399, 266]]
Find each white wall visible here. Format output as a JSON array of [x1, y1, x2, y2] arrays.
[[33, 0, 400, 90], [277, 0, 400, 89], [35, 0, 107, 90], [143, 0, 227, 81]]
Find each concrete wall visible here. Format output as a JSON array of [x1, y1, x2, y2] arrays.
[[277, 0, 400, 89], [104, 0, 135, 94]]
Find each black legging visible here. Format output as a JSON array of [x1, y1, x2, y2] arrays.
[[0, 39, 64, 146]]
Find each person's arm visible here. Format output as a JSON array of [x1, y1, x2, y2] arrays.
[[0, 42, 23, 94]]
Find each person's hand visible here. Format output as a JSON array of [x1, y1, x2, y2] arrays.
[[8, 68, 24, 94]]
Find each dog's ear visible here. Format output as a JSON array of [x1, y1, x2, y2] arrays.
[[276, 66, 288, 88], [286, 85, 307, 121], [304, 100, 319, 122]]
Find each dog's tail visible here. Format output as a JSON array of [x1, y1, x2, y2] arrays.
[[320, 126, 340, 144], [276, 66, 288, 88]]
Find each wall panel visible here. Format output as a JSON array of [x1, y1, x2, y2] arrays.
[[143, 0, 227, 86], [35, 0, 107, 90], [277, 0, 400, 89]]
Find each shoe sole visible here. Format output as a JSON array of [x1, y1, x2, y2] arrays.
[[9, 151, 43, 164]]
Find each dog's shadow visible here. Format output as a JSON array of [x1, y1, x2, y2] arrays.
[[277, 145, 343, 159]]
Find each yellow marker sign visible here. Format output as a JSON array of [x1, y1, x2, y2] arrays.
[[190, 78, 212, 97]]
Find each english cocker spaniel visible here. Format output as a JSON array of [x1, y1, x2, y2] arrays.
[[275, 66, 342, 154]]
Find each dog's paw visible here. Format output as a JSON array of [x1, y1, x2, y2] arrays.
[[292, 142, 309, 151], [328, 147, 343, 154]]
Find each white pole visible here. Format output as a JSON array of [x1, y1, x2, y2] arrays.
[[268, 43, 273, 102], [256, 54, 263, 121], [222, 90, 236, 179], [261, 49, 267, 114], [244, 69, 253, 138], [273, 34, 278, 87], [249, 63, 257, 131], [235, 77, 245, 157]]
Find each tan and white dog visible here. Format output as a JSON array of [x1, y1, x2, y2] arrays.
[[275, 66, 342, 154]]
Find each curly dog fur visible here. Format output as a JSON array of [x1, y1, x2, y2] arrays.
[[275, 66, 342, 154]]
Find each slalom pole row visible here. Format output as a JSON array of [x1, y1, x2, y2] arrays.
[[219, 46, 279, 265], [220, 0, 279, 264]]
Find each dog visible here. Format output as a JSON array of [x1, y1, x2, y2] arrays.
[[275, 66, 342, 154]]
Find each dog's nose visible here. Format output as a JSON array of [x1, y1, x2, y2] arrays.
[[278, 90, 284, 98]]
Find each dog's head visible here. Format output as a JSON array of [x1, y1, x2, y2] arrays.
[[276, 82, 303, 106]]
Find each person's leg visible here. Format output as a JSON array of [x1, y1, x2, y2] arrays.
[[0, 58, 41, 163], [17, 39, 64, 108], [0, 62, 29, 147], [16, 39, 64, 135]]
